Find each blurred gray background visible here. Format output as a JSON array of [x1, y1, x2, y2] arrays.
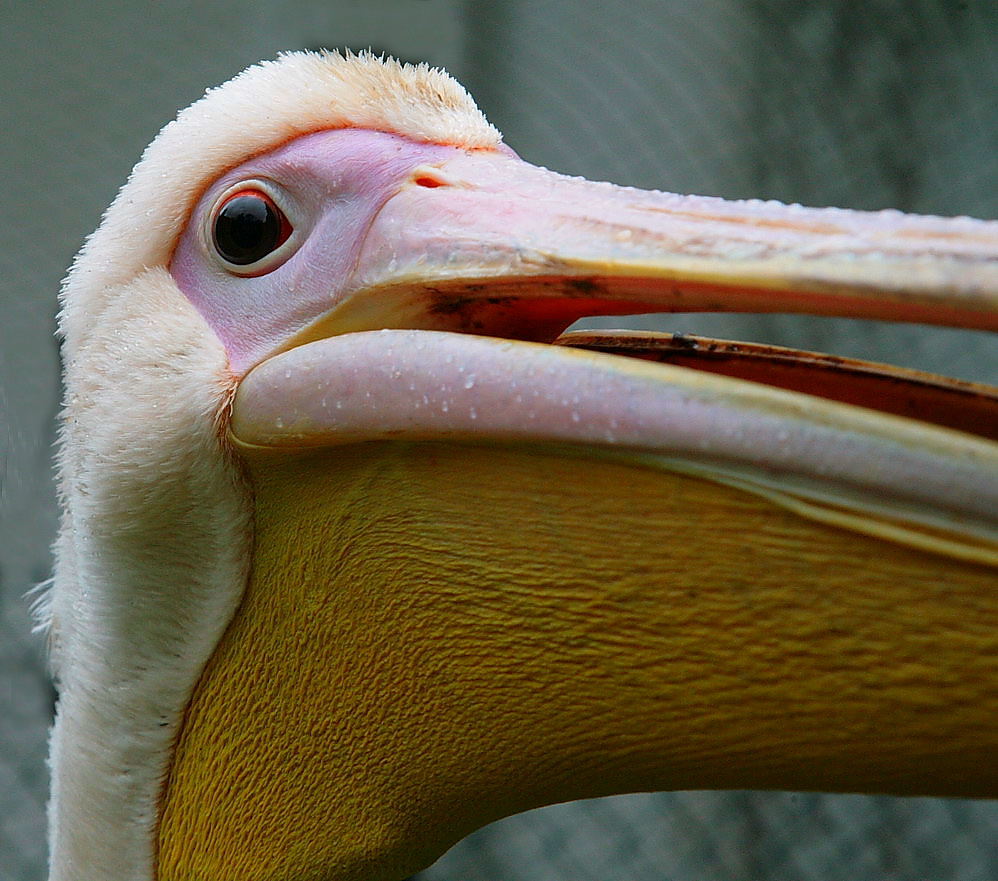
[[2, 1, 996, 878]]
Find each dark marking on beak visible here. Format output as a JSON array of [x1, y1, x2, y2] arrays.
[[564, 277, 609, 297]]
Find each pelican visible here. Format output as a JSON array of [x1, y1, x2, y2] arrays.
[[44, 51, 998, 881]]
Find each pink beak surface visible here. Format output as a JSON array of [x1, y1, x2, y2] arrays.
[[294, 148, 998, 344]]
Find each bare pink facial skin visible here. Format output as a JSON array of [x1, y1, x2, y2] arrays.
[[170, 129, 467, 375]]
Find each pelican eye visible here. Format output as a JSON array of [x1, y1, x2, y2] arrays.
[[212, 189, 293, 268]]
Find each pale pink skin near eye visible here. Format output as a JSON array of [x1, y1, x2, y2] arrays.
[[171, 128, 468, 375]]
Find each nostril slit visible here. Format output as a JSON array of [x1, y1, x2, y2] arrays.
[[414, 175, 445, 188]]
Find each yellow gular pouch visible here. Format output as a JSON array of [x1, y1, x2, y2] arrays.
[[157, 440, 998, 881]]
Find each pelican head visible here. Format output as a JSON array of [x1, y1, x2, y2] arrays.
[[46, 51, 998, 881]]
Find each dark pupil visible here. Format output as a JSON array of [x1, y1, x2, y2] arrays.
[[214, 194, 281, 265]]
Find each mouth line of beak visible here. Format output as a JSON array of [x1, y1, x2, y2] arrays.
[[553, 322, 998, 442], [279, 271, 998, 441], [269, 157, 997, 434]]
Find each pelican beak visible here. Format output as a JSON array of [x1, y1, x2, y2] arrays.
[[231, 146, 998, 560], [289, 147, 998, 341], [159, 148, 998, 881]]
